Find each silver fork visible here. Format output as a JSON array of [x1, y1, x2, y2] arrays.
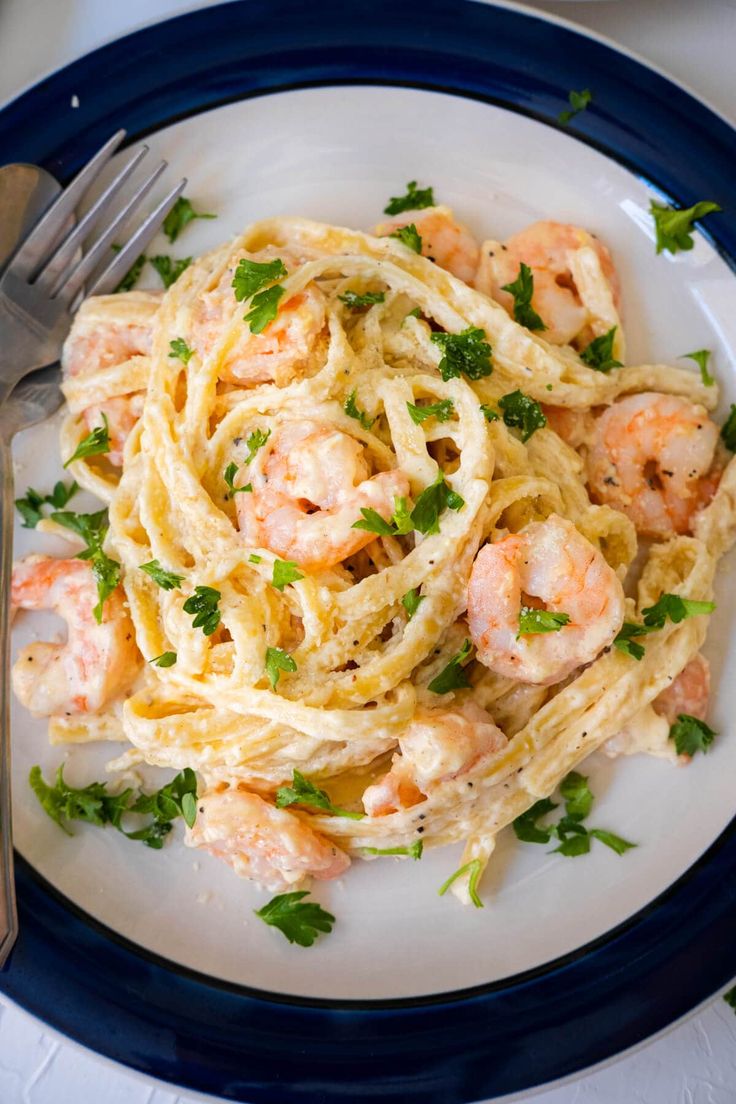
[[0, 135, 186, 967]]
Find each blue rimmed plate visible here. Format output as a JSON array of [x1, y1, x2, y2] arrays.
[[1, 2, 735, 1101]]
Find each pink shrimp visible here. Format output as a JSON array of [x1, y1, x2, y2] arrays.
[[81, 393, 144, 467], [374, 206, 480, 284], [185, 787, 350, 892], [653, 653, 710, 726]]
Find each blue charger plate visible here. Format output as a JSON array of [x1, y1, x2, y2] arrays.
[[1, 2, 735, 1100]]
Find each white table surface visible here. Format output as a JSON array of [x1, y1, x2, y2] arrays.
[[1, 1, 736, 1101]]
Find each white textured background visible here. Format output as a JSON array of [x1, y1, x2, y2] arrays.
[[1, 1, 736, 1101]]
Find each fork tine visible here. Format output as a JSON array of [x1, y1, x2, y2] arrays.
[[53, 160, 168, 303], [10, 129, 126, 280], [83, 178, 187, 299], [35, 144, 149, 294]]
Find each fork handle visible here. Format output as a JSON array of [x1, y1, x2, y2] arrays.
[[0, 430, 18, 967]]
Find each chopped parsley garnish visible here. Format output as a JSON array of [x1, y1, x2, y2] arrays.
[[499, 389, 547, 441], [580, 327, 622, 372], [681, 348, 714, 387], [255, 891, 335, 947], [351, 508, 397, 537], [183, 585, 221, 636], [650, 199, 721, 254], [232, 257, 288, 301], [723, 986, 736, 1012], [722, 404, 736, 451], [338, 289, 385, 309], [614, 593, 715, 660], [150, 254, 192, 289], [114, 252, 146, 293], [364, 840, 423, 859], [243, 427, 271, 465], [588, 829, 637, 855], [139, 559, 184, 590], [500, 262, 546, 331], [245, 284, 284, 333], [559, 770, 594, 821], [406, 398, 454, 424], [410, 470, 464, 535], [163, 197, 216, 243], [389, 223, 422, 253], [669, 713, 717, 757], [63, 414, 110, 467], [50, 508, 121, 622], [248, 553, 262, 564], [513, 770, 635, 857], [30, 764, 197, 848], [271, 559, 304, 591], [428, 638, 473, 694], [517, 607, 570, 637], [430, 326, 493, 381], [384, 180, 435, 216], [169, 337, 194, 364], [150, 651, 177, 668], [438, 858, 483, 908], [15, 480, 78, 528], [480, 404, 499, 423], [401, 587, 424, 619], [512, 798, 558, 844], [344, 390, 375, 430], [558, 87, 592, 125], [612, 621, 653, 661], [265, 646, 297, 689], [405, 307, 422, 320], [275, 769, 364, 820], [224, 462, 252, 496]]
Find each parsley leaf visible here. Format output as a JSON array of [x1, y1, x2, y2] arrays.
[[223, 462, 252, 496], [243, 427, 271, 465], [150, 651, 177, 668], [681, 348, 714, 387], [558, 87, 592, 125], [275, 769, 364, 820], [265, 646, 297, 689], [169, 337, 194, 364], [338, 289, 385, 309], [406, 398, 454, 424], [612, 621, 651, 660], [641, 594, 715, 628], [139, 559, 184, 590], [351, 508, 396, 536], [183, 585, 221, 636], [50, 508, 121, 622], [553, 832, 591, 857], [589, 828, 637, 855], [255, 890, 335, 947], [150, 254, 192, 289], [428, 638, 473, 694], [63, 414, 110, 467], [513, 797, 559, 844], [245, 285, 284, 333], [410, 470, 464, 535], [383, 181, 435, 216], [669, 713, 717, 757], [248, 553, 262, 564], [15, 480, 78, 528], [232, 257, 288, 301], [722, 404, 736, 451], [518, 607, 570, 637], [129, 767, 198, 831], [431, 326, 493, 381], [580, 327, 623, 372], [559, 771, 593, 821], [723, 986, 736, 1012], [401, 588, 424, 619], [272, 559, 304, 591], [364, 840, 423, 859], [114, 252, 146, 293], [389, 223, 422, 253], [163, 196, 216, 243], [480, 404, 499, 423], [499, 390, 547, 441], [500, 262, 546, 331], [438, 858, 483, 908], [650, 199, 721, 254], [344, 390, 375, 430]]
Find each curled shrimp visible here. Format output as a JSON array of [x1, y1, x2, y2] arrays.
[[237, 419, 410, 571], [475, 220, 621, 347], [586, 392, 719, 538], [467, 514, 625, 685], [653, 653, 710, 726], [374, 205, 480, 284], [193, 248, 327, 386], [363, 700, 507, 816], [185, 786, 350, 892], [11, 555, 140, 716]]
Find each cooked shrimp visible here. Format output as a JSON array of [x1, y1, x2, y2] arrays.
[[475, 220, 620, 346], [467, 514, 625, 684], [653, 652, 710, 726], [193, 248, 327, 386], [363, 700, 507, 816], [62, 314, 153, 380], [542, 404, 596, 450], [11, 555, 140, 716], [185, 787, 350, 892], [586, 393, 719, 538], [374, 205, 480, 284], [81, 393, 144, 467], [237, 419, 410, 570]]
